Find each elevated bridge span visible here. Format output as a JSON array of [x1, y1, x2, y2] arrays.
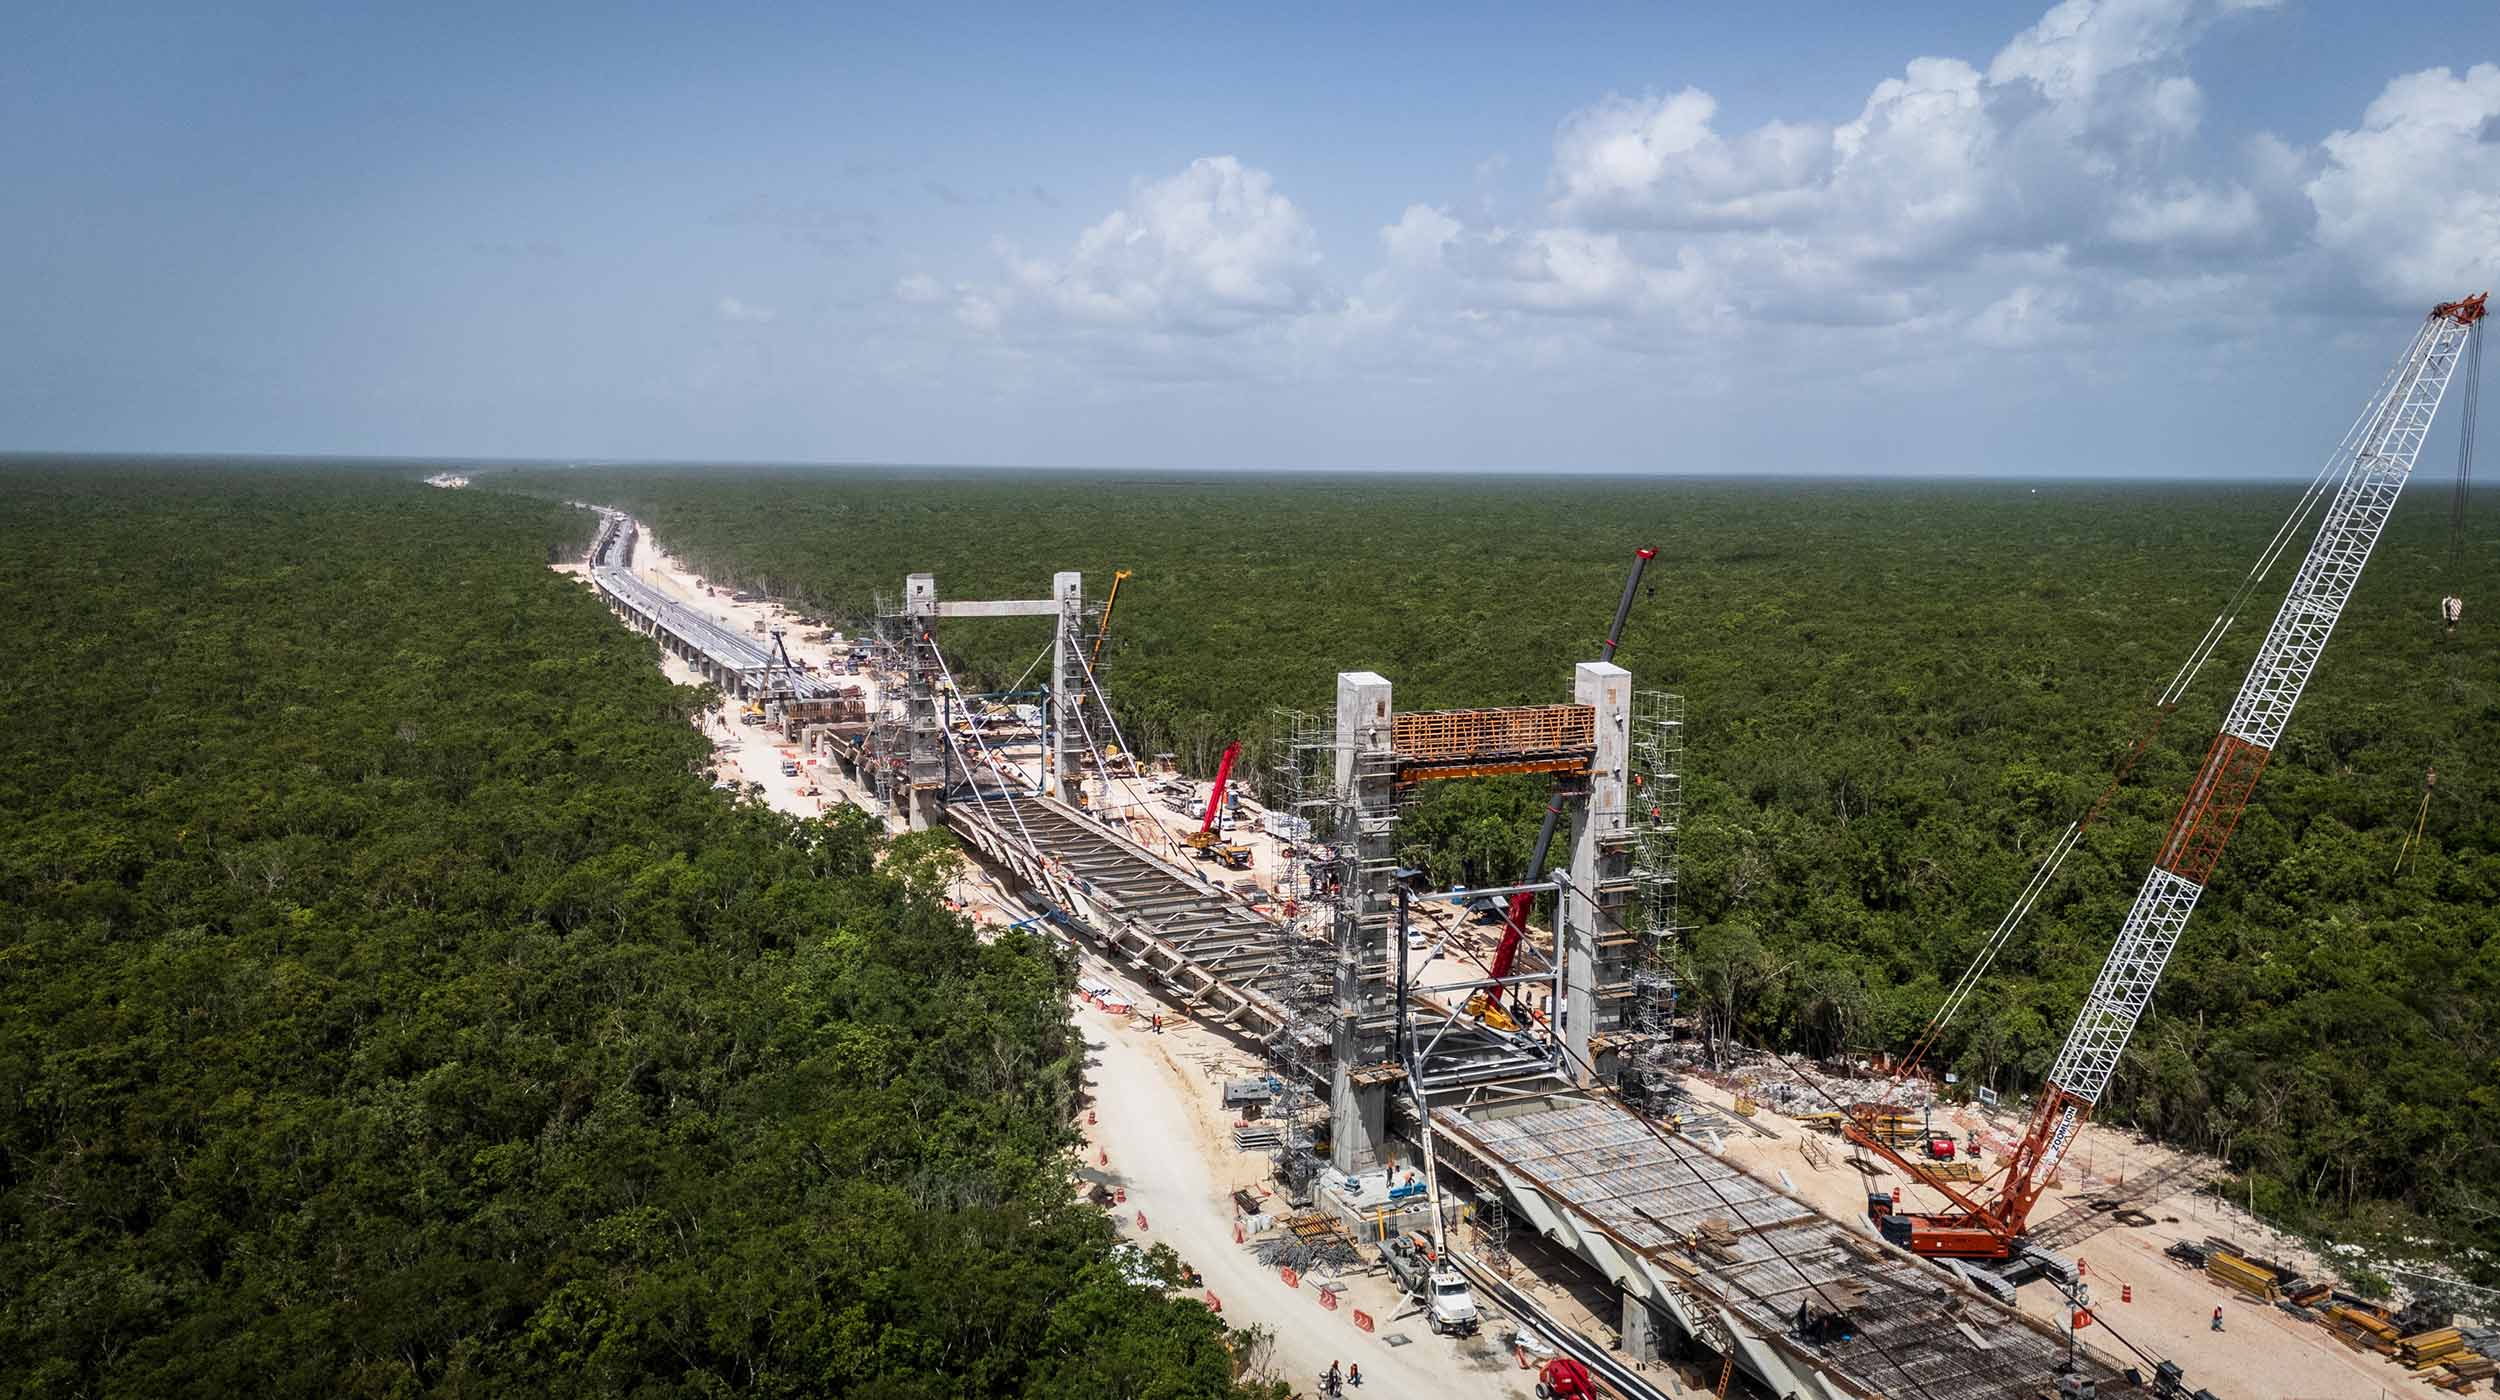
[[1433, 1095, 2132, 1400], [583, 509, 845, 701], [944, 792, 1305, 1047]]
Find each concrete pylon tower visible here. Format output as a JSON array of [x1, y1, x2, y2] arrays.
[[902, 572, 943, 831], [1048, 571, 1083, 800], [1329, 670, 1398, 1174], [1564, 660, 1634, 1080]]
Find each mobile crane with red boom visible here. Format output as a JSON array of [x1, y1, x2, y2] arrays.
[[1854, 294, 2486, 1261], [1182, 741, 1252, 869]]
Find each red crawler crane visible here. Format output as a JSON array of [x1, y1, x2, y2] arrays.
[[1857, 294, 2486, 1260]]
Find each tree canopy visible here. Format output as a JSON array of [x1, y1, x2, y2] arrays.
[[0, 462, 1268, 1397]]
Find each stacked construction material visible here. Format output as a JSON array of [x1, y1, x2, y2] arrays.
[[2395, 1326, 2498, 1392], [2323, 1303, 2401, 1355], [2435, 1352, 2494, 1392], [2206, 1249, 2280, 1302], [1233, 1122, 1282, 1151], [1687, 1218, 1743, 1266], [1253, 1213, 1360, 1273], [2401, 1327, 2464, 1371]]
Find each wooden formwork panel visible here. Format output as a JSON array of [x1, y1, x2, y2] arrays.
[[1393, 704, 1595, 764]]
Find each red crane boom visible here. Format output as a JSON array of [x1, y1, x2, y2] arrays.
[[1199, 741, 1239, 836]]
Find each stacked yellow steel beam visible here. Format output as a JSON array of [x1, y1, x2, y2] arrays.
[[2204, 1250, 2279, 1302]]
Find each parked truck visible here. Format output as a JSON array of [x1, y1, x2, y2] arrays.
[[1382, 1232, 1480, 1337]]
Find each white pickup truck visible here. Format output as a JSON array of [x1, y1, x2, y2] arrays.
[[1382, 1233, 1481, 1337]]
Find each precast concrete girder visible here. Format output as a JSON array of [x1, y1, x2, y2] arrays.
[[941, 794, 1298, 1051]]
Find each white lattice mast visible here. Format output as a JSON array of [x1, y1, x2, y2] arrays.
[[1989, 294, 2487, 1231]]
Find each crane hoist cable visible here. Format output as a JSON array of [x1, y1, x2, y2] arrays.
[[2394, 766, 2436, 876], [2446, 321, 2482, 626], [2410, 314, 2480, 868]]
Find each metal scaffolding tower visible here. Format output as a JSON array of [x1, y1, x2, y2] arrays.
[[1619, 689, 1686, 1110]]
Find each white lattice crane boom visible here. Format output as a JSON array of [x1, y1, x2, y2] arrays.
[[1865, 293, 2487, 1260]]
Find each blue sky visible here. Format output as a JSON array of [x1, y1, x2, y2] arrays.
[[5, 1, 2496, 473]]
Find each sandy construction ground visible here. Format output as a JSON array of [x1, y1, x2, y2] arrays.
[[1071, 951, 1536, 1399], [1676, 1071, 2453, 1400]]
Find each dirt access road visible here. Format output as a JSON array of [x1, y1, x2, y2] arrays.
[[1072, 949, 1535, 1400]]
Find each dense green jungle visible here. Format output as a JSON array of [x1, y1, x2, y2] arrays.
[[503, 463, 2500, 1284], [0, 462, 1277, 1398]]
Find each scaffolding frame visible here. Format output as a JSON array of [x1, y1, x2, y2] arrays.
[[1619, 689, 1686, 1110], [1265, 706, 1352, 1186]]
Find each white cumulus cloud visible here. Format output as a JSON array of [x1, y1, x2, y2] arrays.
[[1382, 204, 1462, 266], [1428, 0, 2293, 349], [977, 155, 1330, 339], [715, 296, 777, 324], [2308, 63, 2500, 304], [907, 0, 2490, 401], [1551, 89, 1830, 229]]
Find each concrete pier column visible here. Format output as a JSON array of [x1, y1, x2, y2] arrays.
[[1047, 571, 1082, 799], [1621, 1291, 1664, 1366], [1329, 670, 1397, 1175], [903, 573, 943, 831], [1566, 661, 1633, 1082]]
